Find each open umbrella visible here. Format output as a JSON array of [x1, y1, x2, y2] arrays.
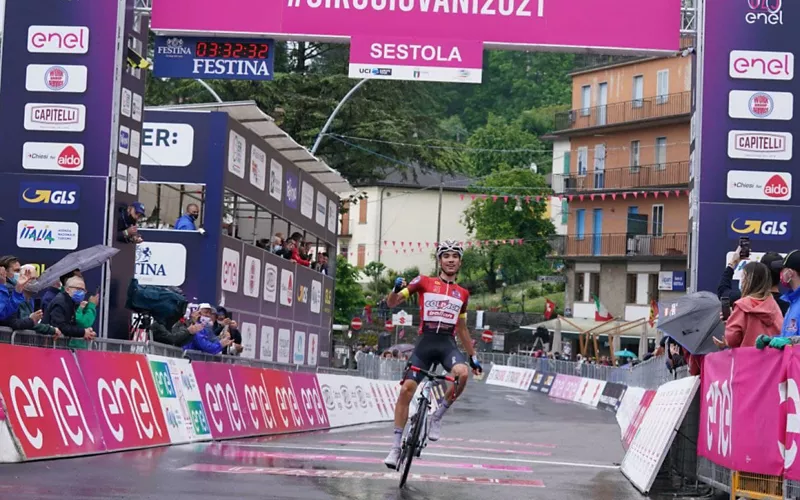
[[27, 244, 120, 293], [614, 349, 637, 358], [656, 291, 723, 355]]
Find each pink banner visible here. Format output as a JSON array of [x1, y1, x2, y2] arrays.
[[0, 344, 105, 459], [73, 351, 171, 451], [784, 351, 800, 480], [350, 36, 483, 69], [547, 375, 568, 399], [152, 0, 680, 54], [698, 348, 787, 476], [190, 362, 330, 439], [562, 375, 582, 401]]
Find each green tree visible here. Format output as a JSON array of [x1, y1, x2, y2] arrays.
[[466, 115, 545, 176], [333, 256, 365, 325], [363, 261, 387, 295], [462, 169, 555, 293]]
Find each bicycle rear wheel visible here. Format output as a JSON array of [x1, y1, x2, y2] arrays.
[[399, 399, 429, 488]]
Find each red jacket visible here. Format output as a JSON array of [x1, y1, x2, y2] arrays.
[[291, 247, 310, 266], [724, 295, 783, 348]]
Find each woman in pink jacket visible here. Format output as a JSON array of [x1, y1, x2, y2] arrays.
[[715, 261, 784, 349]]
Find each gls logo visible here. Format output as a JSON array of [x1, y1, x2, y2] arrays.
[[746, 0, 783, 25], [19, 182, 80, 209], [729, 212, 791, 240]]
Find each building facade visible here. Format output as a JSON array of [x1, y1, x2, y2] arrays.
[[547, 56, 692, 322]]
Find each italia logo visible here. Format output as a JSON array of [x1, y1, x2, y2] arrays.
[[765, 175, 790, 198]]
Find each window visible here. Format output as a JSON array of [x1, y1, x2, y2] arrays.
[[648, 274, 660, 302], [626, 274, 638, 304], [652, 204, 664, 237], [632, 75, 644, 107], [340, 245, 349, 258], [358, 200, 368, 224], [589, 273, 600, 300], [655, 137, 667, 169], [562, 151, 571, 175], [580, 85, 591, 116], [628, 206, 639, 215], [357, 244, 366, 268], [574, 274, 585, 301], [657, 70, 669, 104], [577, 147, 588, 175], [575, 209, 586, 240], [561, 199, 569, 225], [630, 140, 641, 172], [340, 202, 351, 235]]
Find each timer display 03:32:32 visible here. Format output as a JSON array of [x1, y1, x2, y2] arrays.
[[195, 41, 270, 59]]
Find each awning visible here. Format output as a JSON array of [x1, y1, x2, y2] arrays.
[[521, 317, 653, 340], [146, 100, 355, 197]]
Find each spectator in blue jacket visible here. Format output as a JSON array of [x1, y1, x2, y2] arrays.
[[773, 251, 800, 337], [175, 204, 200, 231], [0, 266, 30, 321], [182, 303, 231, 354]]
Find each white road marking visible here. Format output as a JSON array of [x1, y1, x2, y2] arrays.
[[220, 442, 620, 470]]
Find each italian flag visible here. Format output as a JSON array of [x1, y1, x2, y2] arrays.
[[594, 295, 613, 322]]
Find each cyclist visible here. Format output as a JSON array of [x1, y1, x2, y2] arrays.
[[383, 240, 482, 469]]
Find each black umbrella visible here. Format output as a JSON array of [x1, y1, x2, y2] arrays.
[[656, 291, 723, 355], [27, 244, 120, 293]]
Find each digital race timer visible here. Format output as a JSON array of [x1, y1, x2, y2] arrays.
[[194, 41, 271, 59], [153, 36, 275, 81]]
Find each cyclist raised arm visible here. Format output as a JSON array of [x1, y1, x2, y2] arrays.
[[384, 240, 483, 470]]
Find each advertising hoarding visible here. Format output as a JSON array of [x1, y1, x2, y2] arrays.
[[691, 0, 798, 292]]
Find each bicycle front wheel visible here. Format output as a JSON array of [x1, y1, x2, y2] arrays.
[[399, 399, 429, 488]]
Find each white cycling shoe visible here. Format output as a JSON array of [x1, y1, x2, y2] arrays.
[[428, 417, 443, 442], [384, 447, 401, 469]]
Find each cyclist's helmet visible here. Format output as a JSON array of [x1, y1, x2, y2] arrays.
[[436, 239, 464, 259]]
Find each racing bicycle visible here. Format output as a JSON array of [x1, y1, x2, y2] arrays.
[[397, 365, 458, 488]]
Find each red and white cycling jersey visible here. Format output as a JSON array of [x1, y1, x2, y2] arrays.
[[400, 275, 469, 335]]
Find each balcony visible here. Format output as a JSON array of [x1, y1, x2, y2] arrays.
[[547, 233, 688, 260], [553, 91, 692, 134], [553, 161, 689, 194]]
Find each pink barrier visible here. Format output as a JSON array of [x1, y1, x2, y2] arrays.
[[622, 390, 655, 449], [0, 344, 105, 459], [190, 361, 329, 440], [698, 347, 787, 476], [73, 350, 171, 451]]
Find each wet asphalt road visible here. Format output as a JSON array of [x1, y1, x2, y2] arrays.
[[0, 378, 643, 499]]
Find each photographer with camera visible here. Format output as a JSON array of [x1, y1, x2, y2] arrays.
[[718, 238, 789, 316], [181, 303, 233, 354], [213, 307, 243, 356]]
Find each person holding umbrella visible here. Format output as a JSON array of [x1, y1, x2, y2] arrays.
[[714, 261, 783, 349]]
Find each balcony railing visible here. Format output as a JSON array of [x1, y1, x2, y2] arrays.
[[552, 161, 689, 194], [548, 233, 688, 258], [554, 91, 692, 132]]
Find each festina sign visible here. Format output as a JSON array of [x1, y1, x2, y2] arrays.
[[152, 36, 275, 81]]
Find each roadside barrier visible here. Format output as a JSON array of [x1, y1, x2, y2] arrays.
[[0, 336, 405, 463]]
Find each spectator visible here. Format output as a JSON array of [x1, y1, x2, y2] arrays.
[[182, 303, 231, 354], [315, 252, 329, 275], [715, 261, 783, 349], [287, 233, 311, 266], [272, 234, 284, 253], [773, 251, 800, 337], [175, 204, 200, 230], [8, 265, 60, 336], [42, 276, 96, 340], [214, 307, 243, 355], [41, 270, 82, 313], [118, 201, 146, 243], [151, 309, 202, 346], [0, 256, 21, 287], [719, 245, 789, 315], [0, 266, 30, 322]]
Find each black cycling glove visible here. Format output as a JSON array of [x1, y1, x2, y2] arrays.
[[469, 355, 483, 373]]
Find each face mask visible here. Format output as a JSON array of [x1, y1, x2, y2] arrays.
[[7, 273, 18, 285], [71, 290, 86, 304], [781, 270, 794, 287], [199, 316, 212, 326], [189, 213, 198, 221]]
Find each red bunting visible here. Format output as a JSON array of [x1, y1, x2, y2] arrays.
[[460, 194, 465, 200], [611, 193, 617, 200], [400, 241, 404, 247], [654, 191, 659, 198], [601, 193, 606, 200], [426, 242, 430, 247], [535, 196, 541, 203], [622, 192, 627, 199], [525, 196, 531, 203], [503, 196, 509, 203], [664, 191, 670, 198], [492, 195, 498, 202], [590, 194, 595, 201], [383, 240, 387, 246], [579, 195, 585, 202], [471, 194, 477, 200], [633, 192, 638, 199], [392, 241, 396, 246], [568, 195, 574, 202], [685, 189, 690, 196], [482, 194, 488, 200], [675, 190, 681, 197]]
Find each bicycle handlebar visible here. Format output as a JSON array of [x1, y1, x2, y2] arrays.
[[409, 365, 456, 383]]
